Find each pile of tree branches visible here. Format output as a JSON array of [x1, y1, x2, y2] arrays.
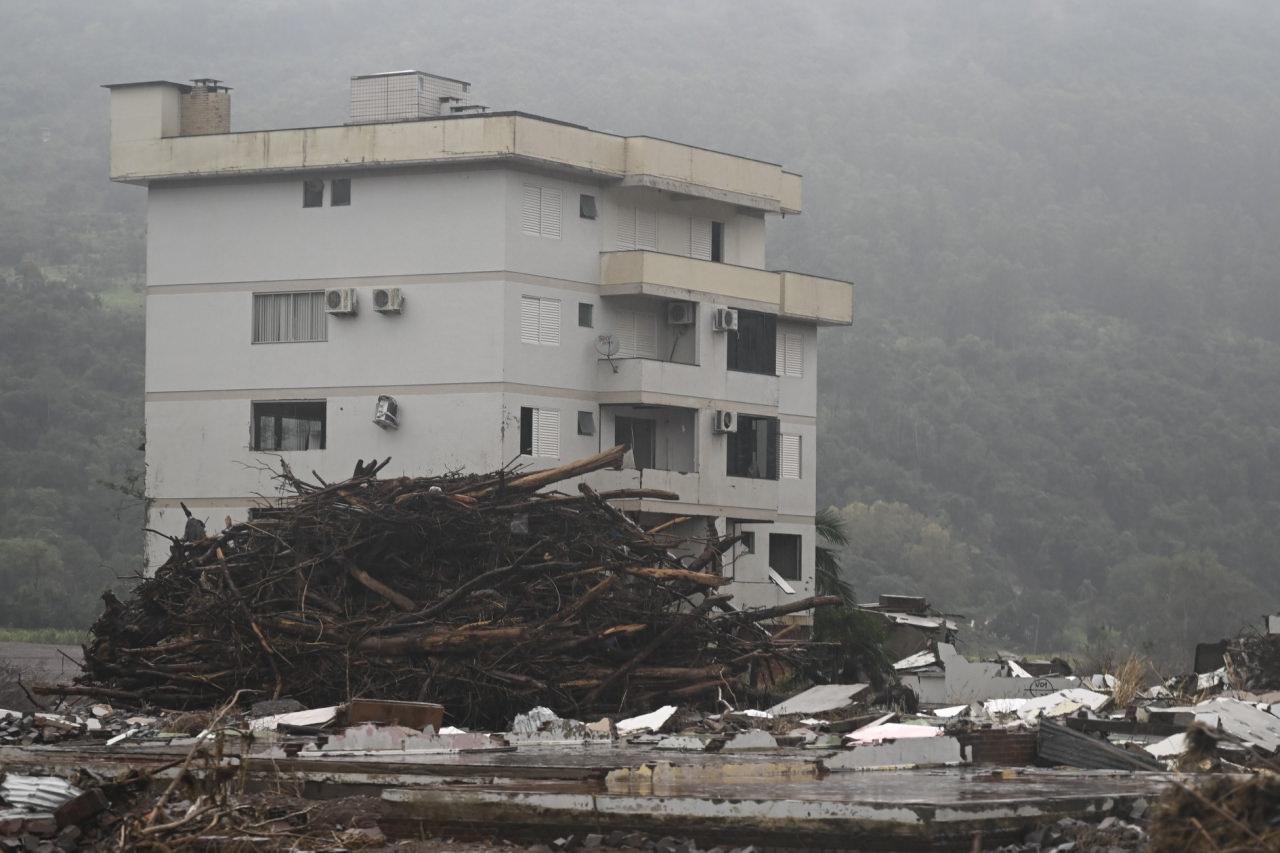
[[50, 446, 834, 728]]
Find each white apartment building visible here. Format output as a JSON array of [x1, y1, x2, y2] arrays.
[[105, 72, 853, 612]]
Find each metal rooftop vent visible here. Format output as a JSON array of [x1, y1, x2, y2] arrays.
[[348, 70, 472, 124]]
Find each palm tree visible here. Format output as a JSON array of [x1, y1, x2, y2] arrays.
[[812, 507, 892, 687], [814, 506, 854, 604]]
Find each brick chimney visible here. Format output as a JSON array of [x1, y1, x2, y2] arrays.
[[180, 79, 231, 135]]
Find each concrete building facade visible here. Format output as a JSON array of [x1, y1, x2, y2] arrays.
[[105, 72, 853, 612]]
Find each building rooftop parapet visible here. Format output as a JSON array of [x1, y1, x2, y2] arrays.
[[105, 82, 804, 213]]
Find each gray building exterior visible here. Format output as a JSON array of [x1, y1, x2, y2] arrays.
[[105, 72, 854, 614]]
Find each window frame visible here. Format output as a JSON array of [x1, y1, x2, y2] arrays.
[[519, 406, 561, 458], [769, 532, 802, 581], [302, 179, 324, 208], [727, 310, 778, 375], [521, 184, 563, 239], [726, 414, 780, 480], [330, 178, 351, 206], [614, 415, 657, 469], [251, 291, 328, 344], [578, 302, 594, 328], [251, 400, 326, 452], [579, 194, 598, 220], [520, 295, 561, 346]]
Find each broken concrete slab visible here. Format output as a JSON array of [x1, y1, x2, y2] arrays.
[[1191, 697, 1280, 753], [1144, 732, 1187, 760], [616, 705, 678, 735], [847, 722, 943, 744], [722, 730, 779, 751], [509, 707, 612, 744], [1016, 688, 1110, 721], [824, 736, 967, 771], [655, 736, 712, 752], [248, 705, 339, 732], [898, 644, 1081, 706], [893, 649, 940, 671], [308, 723, 503, 755], [766, 684, 871, 716]]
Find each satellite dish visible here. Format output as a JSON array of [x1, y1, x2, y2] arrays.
[[595, 334, 621, 358], [595, 334, 621, 373]]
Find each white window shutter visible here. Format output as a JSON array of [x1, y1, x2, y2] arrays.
[[540, 188, 561, 238], [776, 332, 785, 377], [534, 409, 560, 458], [690, 218, 712, 260], [634, 310, 658, 358], [785, 333, 803, 377], [780, 434, 801, 479], [520, 295, 540, 344], [614, 310, 637, 357], [636, 208, 658, 250], [539, 298, 561, 345], [616, 207, 637, 249], [521, 185, 541, 235]]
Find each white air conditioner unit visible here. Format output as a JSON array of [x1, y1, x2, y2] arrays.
[[711, 307, 739, 332], [372, 287, 403, 314], [324, 288, 358, 316], [373, 395, 399, 429], [711, 409, 738, 434], [666, 301, 695, 325]]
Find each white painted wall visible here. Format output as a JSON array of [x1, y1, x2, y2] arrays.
[[146, 169, 508, 285], [147, 280, 507, 393]]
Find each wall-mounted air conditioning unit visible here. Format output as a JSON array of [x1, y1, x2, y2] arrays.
[[372, 287, 403, 314], [711, 307, 739, 332], [324, 288, 358, 316], [711, 409, 738, 434], [373, 395, 400, 429], [666, 301, 695, 325]]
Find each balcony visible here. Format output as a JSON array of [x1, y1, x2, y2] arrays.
[[599, 251, 853, 326], [596, 356, 705, 401]]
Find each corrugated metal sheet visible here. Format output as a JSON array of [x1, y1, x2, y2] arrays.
[[1037, 720, 1163, 771]]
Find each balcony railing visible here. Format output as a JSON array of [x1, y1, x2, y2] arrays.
[[599, 251, 853, 326]]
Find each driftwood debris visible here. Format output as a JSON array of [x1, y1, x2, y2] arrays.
[[56, 445, 832, 728]]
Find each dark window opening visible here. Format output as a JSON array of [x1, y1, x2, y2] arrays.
[[303, 179, 324, 208], [740, 531, 756, 554], [711, 220, 724, 262], [769, 533, 802, 580], [578, 302, 594, 328], [727, 414, 779, 479], [252, 401, 326, 451], [579, 194, 598, 220], [519, 407, 534, 455], [331, 178, 351, 206], [727, 310, 776, 375], [615, 416, 657, 469], [577, 410, 596, 435]]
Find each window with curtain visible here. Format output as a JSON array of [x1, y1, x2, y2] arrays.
[[252, 401, 326, 451], [252, 292, 327, 343]]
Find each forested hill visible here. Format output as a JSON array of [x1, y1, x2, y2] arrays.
[[2, 1, 1279, 661]]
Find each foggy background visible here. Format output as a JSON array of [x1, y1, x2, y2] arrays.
[[2, 0, 1279, 662]]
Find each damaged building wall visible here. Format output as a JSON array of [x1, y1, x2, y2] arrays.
[[899, 644, 1079, 707]]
